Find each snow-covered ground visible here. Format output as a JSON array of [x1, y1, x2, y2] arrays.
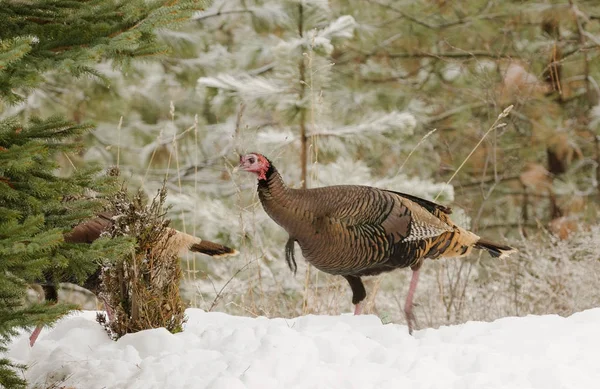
[[7, 308, 600, 389]]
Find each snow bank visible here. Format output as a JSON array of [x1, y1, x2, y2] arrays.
[[7, 308, 600, 389]]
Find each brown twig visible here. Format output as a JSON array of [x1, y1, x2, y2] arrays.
[[365, 0, 526, 30], [208, 260, 256, 312], [194, 8, 254, 22], [456, 175, 521, 188], [387, 50, 520, 60]]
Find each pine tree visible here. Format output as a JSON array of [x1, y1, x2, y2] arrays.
[[0, 1, 209, 387], [0, 116, 128, 388], [333, 0, 600, 230]]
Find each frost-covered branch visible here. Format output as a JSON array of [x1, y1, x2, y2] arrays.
[[310, 111, 416, 138]]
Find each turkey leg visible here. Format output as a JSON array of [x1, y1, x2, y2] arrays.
[[29, 284, 56, 347], [343, 275, 366, 315], [29, 325, 42, 347], [28, 284, 44, 347], [404, 269, 420, 335]]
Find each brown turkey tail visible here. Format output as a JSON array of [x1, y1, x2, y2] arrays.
[[474, 238, 517, 259], [164, 229, 238, 258], [189, 240, 238, 258]]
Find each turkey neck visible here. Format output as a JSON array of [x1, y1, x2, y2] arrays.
[[257, 164, 311, 238]]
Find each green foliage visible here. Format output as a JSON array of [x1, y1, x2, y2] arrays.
[[0, 1, 210, 387], [0, 0, 210, 105], [0, 118, 115, 388]]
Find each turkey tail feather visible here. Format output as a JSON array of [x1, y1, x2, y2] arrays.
[[474, 238, 517, 259], [190, 240, 238, 257]]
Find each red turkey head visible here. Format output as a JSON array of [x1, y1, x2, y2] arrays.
[[238, 153, 270, 180]]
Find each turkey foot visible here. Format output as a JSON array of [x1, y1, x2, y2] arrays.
[[404, 269, 420, 335], [353, 303, 362, 315]]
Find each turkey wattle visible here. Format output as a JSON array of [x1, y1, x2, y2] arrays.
[[238, 152, 516, 334]]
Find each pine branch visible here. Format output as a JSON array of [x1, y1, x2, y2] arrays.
[[0, 0, 208, 104]]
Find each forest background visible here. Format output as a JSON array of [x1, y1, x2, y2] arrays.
[[5, 0, 600, 334]]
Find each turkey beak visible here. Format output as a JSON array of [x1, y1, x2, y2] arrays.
[[233, 155, 246, 173], [232, 157, 243, 174], [231, 156, 240, 174]]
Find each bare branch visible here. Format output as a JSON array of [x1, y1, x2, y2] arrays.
[[387, 50, 521, 60], [365, 0, 540, 30], [208, 259, 258, 312], [194, 9, 254, 22], [457, 175, 521, 188]]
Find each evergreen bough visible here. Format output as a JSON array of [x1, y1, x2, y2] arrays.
[[0, 1, 209, 387], [0, 116, 131, 388]]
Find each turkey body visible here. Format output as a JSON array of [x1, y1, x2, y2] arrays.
[[244, 153, 516, 333], [30, 211, 238, 346], [64, 212, 238, 258], [261, 181, 470, 275], [259, 167, 483, 276], [49, 211, 238, 295], [44, 211, 238, 298]]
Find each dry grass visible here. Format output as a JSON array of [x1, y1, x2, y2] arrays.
[[171, 103, 600, 329], [55, 122, 600, 332], [178, 222, 600, 331], [100, 185, 186, 338]]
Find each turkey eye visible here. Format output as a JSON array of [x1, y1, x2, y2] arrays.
[[249, 157, 255, 163]]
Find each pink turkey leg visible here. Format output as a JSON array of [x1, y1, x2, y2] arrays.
[[29, 284, 45, 347], [29, 325, 42, 347], [404, 269, 420, 335], [353, 303, 362, 315]]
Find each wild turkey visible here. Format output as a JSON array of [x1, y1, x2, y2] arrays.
[[238, 153, 516, 333], [29, 211, 238, 346]]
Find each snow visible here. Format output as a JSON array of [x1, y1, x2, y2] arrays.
[[6, 308, 600, 389]]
